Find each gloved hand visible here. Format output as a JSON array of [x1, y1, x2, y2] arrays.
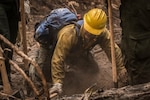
[[49, 83, 63, 94], [118, 67, 128, 87]]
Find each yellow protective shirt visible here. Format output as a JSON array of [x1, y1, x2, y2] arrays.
[[51, 24, 125, 84]]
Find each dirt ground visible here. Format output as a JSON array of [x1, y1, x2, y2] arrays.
[[6, 0, 122, 99]]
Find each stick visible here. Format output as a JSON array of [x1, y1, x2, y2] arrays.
[[0, 92, 17, 99], [20, 0, 31, 97], [107, 0, 118, 88], [9, 60, 40, 96], [50, 93, 58, 99], [20, 0, 28, 70], [0, 47, 12, 94], [0, 34, 49, 99]]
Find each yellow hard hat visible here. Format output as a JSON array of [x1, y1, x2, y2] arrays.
[[83, 8, 107, 35]]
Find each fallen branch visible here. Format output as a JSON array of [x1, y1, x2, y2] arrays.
[[58, 82, 150, 100], [50, 92, 58, 99], [0, 47, 12, 95], [90, 82, 150, 100], [68, 1, 79, 15], [0, 92, 17, 99], [9, 60, 39, 96], [0, 34, 49, 99]]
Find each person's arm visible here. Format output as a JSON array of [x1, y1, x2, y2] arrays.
[[98, 29, 126, 78], [51, 25, 77, 84]]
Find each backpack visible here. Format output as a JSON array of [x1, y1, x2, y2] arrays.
[[34, 8, 78, 46]]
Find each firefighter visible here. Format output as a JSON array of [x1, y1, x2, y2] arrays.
[[50, 8, 127, 94], [120, 0, 150, 85], [0, 0, 20, 85]]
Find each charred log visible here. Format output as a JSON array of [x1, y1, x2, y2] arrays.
[[59, 82, 150, 100], [90, 82, 150, 100]]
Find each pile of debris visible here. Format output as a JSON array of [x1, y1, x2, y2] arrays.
[[58, 82, 150, 100]]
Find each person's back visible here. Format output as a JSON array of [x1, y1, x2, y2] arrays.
[[120, 0, 150, 85]]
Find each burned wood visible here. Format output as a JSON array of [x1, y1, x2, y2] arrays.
[[0, 34, 49, 99], [81, 83, 98, 100], [58, 82, 150, 100], [90, 82, 150, 100]]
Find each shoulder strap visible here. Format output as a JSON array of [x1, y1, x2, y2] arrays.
[[72, 20, 83, 36]]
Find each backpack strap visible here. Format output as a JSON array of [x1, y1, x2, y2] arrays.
[[71, 20, 83, 36]]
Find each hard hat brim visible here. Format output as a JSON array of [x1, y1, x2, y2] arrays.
[[83, 17, 105, 35]]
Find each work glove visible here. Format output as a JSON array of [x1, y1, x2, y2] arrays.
[[118, 67, 128, 87], [49, 83, 63, 95]]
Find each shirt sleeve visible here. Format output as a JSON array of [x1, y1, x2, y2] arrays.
[[98, 29, 125, 73], [51, 24, 77, 84]]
